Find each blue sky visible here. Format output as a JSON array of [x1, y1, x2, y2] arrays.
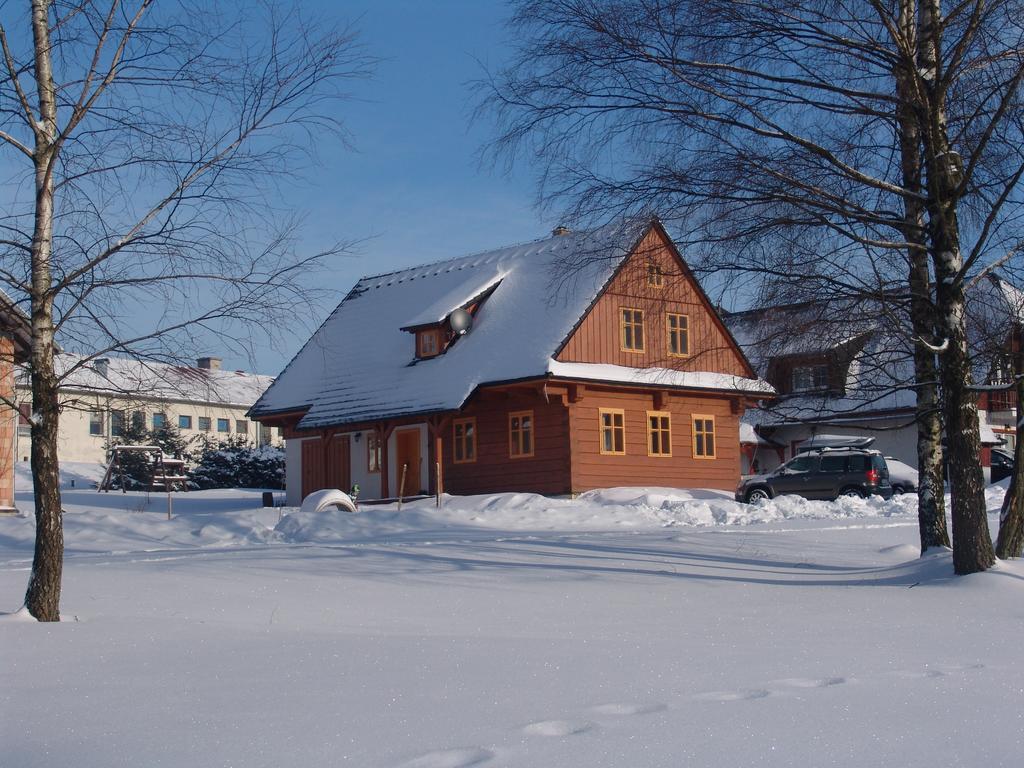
[[248, 1, 547, 373]]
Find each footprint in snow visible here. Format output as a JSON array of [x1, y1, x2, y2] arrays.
[[932, 662, 985, 674], [694, 689, 772, 702], [397, 747, 493, 768], [775, 676, 847, 689], [589, 702, 668, 716], [891, 669, 946, 680], [521, 720, 593, 737]]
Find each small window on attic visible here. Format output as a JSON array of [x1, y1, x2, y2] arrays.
[[647, 261, 664, 287], [417, 329, 441, 358]]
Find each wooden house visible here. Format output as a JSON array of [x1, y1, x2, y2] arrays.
[[249, 219, 773, 504], [0, 290, 31, 512]]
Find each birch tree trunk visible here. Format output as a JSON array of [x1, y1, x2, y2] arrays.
[[918, 0, 994, 574], [896, 0, 949, 553], [23, 0, 64, 620], [0, 1, 368, 619], [995, 329, 1024, 558]]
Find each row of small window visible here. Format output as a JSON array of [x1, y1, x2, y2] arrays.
[[599, 409, 716, 458], [620, 308, 690, 356], [453, 411, 534, 463], [89, 410, 249, 437], [450, 410, 717, 462]]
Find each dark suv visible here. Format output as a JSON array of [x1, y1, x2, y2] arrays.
[[736, 449, 894, 503]]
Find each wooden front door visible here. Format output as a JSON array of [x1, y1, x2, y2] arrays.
[[395, 428, 421, 497], [325, 435, 351, 492], [301, 438, 324, 499]]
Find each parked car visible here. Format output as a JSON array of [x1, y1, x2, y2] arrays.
[[736, 448, 894, 503], [991, 449, 1014, 484], [884, 458, 919, 494]]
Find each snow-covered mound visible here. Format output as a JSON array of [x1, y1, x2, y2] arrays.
[[5, 487, 282, 552], [15, 459, 106, 491], [274, 487, 925, 544]]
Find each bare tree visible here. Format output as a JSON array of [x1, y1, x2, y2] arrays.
[[969, 273, 1024, 558], [0, 0, 372, 620], [481, 0, 1024, 572]]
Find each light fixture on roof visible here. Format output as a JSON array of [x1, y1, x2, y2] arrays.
[[449, 308, 473, 335]]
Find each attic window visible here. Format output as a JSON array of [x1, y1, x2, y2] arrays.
[[647, 262, 664, 287], [792, 364, 829, 392], [417, 329, 441, 358], [621, 308, 645, 352]]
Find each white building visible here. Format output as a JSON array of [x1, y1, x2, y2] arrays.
[[726, 279, 1015, 476], [15, 354, 278, 466]]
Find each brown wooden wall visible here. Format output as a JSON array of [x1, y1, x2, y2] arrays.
[[277, 391, 742, 500], [443, 388, 572, 496], [557, 227, 751, 377], [567, 386, 742, 493]]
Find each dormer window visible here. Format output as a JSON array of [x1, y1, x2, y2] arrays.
[[417, 329, 441, 358], [792, 364, 828, 392]]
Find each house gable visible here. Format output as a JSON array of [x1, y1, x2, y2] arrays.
[[555, 223, 754, 378]]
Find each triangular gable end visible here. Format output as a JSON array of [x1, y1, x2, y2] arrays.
[[554, 220, 757, 380]]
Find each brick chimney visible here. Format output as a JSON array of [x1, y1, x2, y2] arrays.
[[197, 356, 222, 371], [94, 358, 110, 377]]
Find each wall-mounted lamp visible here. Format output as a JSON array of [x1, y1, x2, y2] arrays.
[[354, 432, 362, 443]]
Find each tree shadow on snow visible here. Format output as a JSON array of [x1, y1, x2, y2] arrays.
[[247, 533, 969, 590]]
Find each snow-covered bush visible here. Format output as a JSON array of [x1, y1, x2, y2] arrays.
[[188, 436, 285, 490]]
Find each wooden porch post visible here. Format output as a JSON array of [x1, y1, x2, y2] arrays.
[[426, 416, 451, 497], [321, 430, 331, 491], [380, 422, 395, 499]]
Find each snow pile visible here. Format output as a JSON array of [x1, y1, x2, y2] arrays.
[[14, 459, 106, 491], [275, 486, 923, 543], [5, 487, 282, 553]]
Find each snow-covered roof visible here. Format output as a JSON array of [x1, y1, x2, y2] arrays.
[[19, 353, 274, 408], [252, 220, 768, 429], [401, 272, 506, 330], [728, 276, 1024, 434], [546, 361, 774, 394], [726, 302, 874, 363], [725, 301, 918, 426]]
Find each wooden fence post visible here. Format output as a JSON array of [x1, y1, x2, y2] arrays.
[[397, 463, 407, 511]]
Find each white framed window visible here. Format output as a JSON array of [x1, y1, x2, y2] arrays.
[[792, 364, 829, 392]]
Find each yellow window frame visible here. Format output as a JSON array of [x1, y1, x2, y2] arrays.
[[692, 414, 717, 459], [620, 307, 645, 352], [453, 417, 477, 464], [599, 408, 626, 455], [646, 411, 672, 457], [666, 313, 690, 357], [647, 261, 664, 288], [509, 410, 535, 458]]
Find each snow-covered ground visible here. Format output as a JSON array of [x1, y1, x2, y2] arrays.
[[2, 467, 1022, 767]]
